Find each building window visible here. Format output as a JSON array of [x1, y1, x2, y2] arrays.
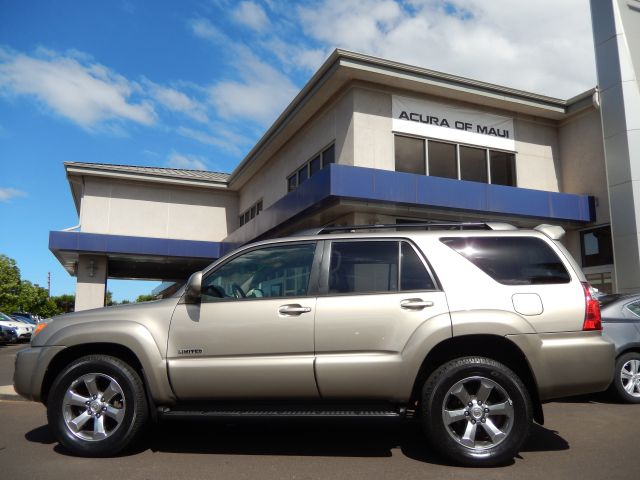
[[321, 144, 335, 166], [585, 272, 613, 294], [581, 226, 613, 267], [287, 143, 335, 193], [239, 199, 264, 227], [394, 135, 516, 187], [459, 146, 487, 183], [428, 141, 457, 179], [395, 135, 426, 175], [490, 151, 516, 186]]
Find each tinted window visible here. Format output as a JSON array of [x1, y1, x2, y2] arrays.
[[581, 226, 613, 267], [287, 174, 297, 192], [490, 151, 516, 186], [322, 144, 335, 166], [202, 244, 315, 302], [428, 141, 457, 179], [401, 242, 435, 290], [395, 135, 425, 175], [329, 241, 398, 294], [298, 165, 308, 185], [309, 156, 320, 176], [460, 146, 487, 183], [441, 237, 571, 285], [626, 301, 640, 318]]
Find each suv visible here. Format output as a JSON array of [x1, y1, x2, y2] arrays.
[[14, 222, 614, 466]]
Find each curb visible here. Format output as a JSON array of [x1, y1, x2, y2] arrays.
[[0, 385, 27, 402]]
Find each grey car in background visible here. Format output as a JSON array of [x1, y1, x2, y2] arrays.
[[600, 294, 640, 403]]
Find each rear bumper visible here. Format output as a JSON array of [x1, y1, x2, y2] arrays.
[[507, 331, 615, 401], [13, 345, 65, 402]]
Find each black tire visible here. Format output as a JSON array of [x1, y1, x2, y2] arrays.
[[610, 352, 640, 404], [47, 354, 149, 457], [421, 356, 533, 467]]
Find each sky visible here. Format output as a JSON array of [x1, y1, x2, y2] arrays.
[[0, 0, 598, 302]]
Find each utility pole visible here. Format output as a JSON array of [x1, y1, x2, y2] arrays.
[[48, 272, 51, 297]]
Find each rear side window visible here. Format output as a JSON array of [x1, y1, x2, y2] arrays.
[[440, 236, 571, 285], [328, 241, 435, 294]]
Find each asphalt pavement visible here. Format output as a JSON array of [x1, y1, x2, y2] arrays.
[[0, 343, 638, 480]]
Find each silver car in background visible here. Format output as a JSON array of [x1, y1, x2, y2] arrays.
[[599, 294, 640, 403]]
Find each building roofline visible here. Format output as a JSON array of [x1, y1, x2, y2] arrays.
[[65, 162, 230, 187], [226, 49, 597, 186]]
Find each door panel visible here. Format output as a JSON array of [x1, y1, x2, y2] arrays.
[[314, 291, 449, 399], [167, 242, 320, 400]]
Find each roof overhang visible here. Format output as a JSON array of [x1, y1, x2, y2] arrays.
[[49, 231, 222, 280]]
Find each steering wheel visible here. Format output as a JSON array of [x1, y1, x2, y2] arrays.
[[231, 283, 246, 299]]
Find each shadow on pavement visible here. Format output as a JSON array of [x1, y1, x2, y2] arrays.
[[27, 418, 568, 465]]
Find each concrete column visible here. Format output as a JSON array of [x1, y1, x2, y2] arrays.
[[75, 254, 108, 311], [590, 0, 640, 292]]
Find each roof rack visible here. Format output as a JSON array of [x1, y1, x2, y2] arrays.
[[296, 222, 517, 236]]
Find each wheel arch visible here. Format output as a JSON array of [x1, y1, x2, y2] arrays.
[[410, 334, 544, 425], [41, 343, 145, 405]]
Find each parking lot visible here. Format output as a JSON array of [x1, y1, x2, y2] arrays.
[[0, 343, 638, 480]]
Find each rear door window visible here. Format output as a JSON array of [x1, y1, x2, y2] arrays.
[[440, 236, 571, 285], [328, 240, 436, 294]]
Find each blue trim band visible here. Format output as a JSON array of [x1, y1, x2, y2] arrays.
[[224, 164, 594, 245], [49, 231, 222, 259]]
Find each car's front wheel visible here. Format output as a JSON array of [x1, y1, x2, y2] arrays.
[[421, 356, 533, 467], [47, 354, 149, 456], [610, 352, 640, 403]]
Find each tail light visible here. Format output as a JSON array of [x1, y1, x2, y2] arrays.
[[581, 281, 602, 331]]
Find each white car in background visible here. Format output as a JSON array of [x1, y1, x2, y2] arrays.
[[0, 312, 32, 342]]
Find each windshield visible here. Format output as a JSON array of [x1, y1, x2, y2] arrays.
[[0, 312, 15, 322]]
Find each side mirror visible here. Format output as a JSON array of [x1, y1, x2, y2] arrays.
[[183, 271, 203, 304]]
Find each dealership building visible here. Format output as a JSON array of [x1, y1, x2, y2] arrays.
[[49, 1, 640, 310]]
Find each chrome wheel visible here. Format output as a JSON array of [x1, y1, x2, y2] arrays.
[[620, 359, 640, 397], [442, 376, 514, 451], [62, 373, 126, 441]]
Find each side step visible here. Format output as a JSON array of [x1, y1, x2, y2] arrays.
[[159, 405, 411, 419]]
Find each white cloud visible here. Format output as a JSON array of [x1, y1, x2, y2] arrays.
[[147, 82, 208, 123], [189, 18, 227, 43], [232, 1, 271, 32], [166, 151, 209, 171], [208, 49, 298, 126], [0, 187, 26, 202], [176, 126, 245, 156], [296, 0, 596, 98], [0, 48, 156, 129]]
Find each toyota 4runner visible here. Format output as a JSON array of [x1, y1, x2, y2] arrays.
[[14, 222, 615, 466]]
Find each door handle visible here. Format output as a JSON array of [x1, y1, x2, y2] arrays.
[[278, 304, 312, 316], [400, 298, 434, 310]]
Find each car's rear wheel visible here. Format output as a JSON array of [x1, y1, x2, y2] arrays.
[[421, 356, 532, 467], [47, 354, 148, 456], [611, 352, 640, 403]]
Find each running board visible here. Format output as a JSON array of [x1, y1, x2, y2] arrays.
[[159, 405, 410, 419]]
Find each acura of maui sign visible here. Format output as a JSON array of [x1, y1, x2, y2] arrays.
[[392, 95, 516, 151]]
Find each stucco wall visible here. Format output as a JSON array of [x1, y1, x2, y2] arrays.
[[558, 108, 609, 224], [237, 89, 355, 213], [79, 177, 238, 241]]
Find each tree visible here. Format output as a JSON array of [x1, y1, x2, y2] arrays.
[[17, 280, 59, 318], [51, 294, 75, 313], [0, 254, 21, 313], [135, 294, 156, 303]]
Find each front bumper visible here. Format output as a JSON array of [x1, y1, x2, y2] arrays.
[[13, 345, 65, 402], [508, 331, 615, 401]]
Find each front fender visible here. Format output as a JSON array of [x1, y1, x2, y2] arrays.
[[45, 321, 175, 404]]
